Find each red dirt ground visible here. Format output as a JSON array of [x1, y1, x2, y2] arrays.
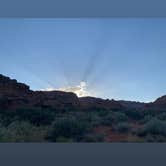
[[93, 121, 143, 142], [94, 126, 128, 142]]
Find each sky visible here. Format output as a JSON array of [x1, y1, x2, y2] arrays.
[[0, 18, 166, 102]]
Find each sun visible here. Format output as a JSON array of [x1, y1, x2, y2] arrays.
[[43, 81, 91, 97], [58, 81, 90, 97], [73, 81, 89, 97]]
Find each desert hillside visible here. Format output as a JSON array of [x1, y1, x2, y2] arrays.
[[0, 74, 166, 142]]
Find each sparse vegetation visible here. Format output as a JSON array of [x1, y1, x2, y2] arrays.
[[0, 121, 49, 142], [82, 133, 105, 142], [113, 122, 131, 133], [137, 118, 166, 137], [47, 117, 89, 142], [0, 106, 165, 142]]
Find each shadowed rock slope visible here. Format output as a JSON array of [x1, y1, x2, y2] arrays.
[[0, 74, 79, 110], [0, 74, 166, 111]]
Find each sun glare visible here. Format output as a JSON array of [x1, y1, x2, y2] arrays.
[[42, 81, 91, 97]]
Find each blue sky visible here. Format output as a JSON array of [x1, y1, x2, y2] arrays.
[[0, 18, 166, 102]]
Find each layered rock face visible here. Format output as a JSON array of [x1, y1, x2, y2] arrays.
[[0, 74, 32, 109], [30, 91, 80, 110], [0, 74, 125, 111], [0, 74, 79, 110], [0, 74, 31, 97], [2, 74, 165, 112]]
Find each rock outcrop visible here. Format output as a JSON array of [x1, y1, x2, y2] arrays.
[[0, 74, 79, 110], [145, 95, 166, 110], [0, 74, 31, 97], [118, 100, 146, 110], [30, 91, 80, 110], [79, 97, 124, 110], [0, 74, 125, 111], [1, 73, 166, 112]]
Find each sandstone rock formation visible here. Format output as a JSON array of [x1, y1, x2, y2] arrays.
[[1, 73, 165, 112], [0, 74, 79, 110], [0, 74, 31, 97]]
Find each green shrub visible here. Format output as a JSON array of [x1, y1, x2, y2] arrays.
[[0, 109, 17, 126], [145, 134, 166, 142], [113, 112, 128, 122], [0, 121, 48, 142], [47, 117, 89, 141], [157, 112, 166, 121], [0, 108, 56, 126], [101, 114, 113, 126], [82, 133, 105, 142], [7, 108, 55, 126], [73, 112, 104, 127], [143, 109, 166, 117], [97, 110, 109, 117], [137, 118, 166, 137], [139, 115, 153, 124], [99, 111, 127, 126], [125, 109, 143, 120], [89, 115, 103, 127], [113, 122, 131, 133], [55, 136, 74, 142]]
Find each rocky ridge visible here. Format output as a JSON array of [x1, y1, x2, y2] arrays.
[[0, 74, 166, 111]]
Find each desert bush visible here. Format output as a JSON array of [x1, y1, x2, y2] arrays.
[[97, 110, 109, 117], [55, 136, 74, 142], [139, 115, 153, 124], [73, 111, 104, 127], [125, 109, 143, 120], [144, 134, 166, 142], [137, 118, 166, 137], [0, 121, 48, 142], [101, 114, 114, 126], [113, 112, 128, 122], [143, 109, 166, 117], [0, 108, 53, 126], [0, 109, 21, 126], [47, 117, 89, 141], [88, 114, 103, 127], [157, 112, 166, 121], [95, 111, 128, 126], [82, 133, 105, 142], [4, 108, 55, 126], [113, 122, 131, 133]]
